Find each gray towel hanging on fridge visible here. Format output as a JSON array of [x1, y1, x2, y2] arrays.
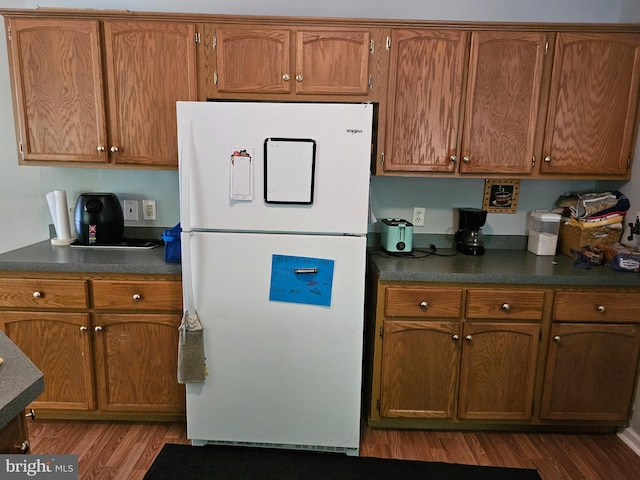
[[177, 310, 205, 384]]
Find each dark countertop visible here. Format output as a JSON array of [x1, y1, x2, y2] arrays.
[[0, 331, 44, 430], [0, 240, 182, 275], [369, 247, 640, 286]]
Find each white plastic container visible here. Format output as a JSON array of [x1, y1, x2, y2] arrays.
[[527, 211, 561, 255]]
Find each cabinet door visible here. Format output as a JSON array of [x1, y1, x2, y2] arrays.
[[460, 32, 546, 174], [380, 321, 460, 419], [92, 314, 185, 413], [6, 18, 107, 164], [0, 311, 94, 411], [541, 33, 640, 177], [103, 21, 197, 167], [541, 322, 640, 422], [0, 414, 29, 454], [295, 29, 370, 95], [215, 26, 292, 94], [384, 29, 468, 173], [458, 322, 539, 420]]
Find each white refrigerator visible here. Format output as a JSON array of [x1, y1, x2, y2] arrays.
[[177, 101, 374, 456]]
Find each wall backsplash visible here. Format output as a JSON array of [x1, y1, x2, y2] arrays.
[[41, 166, 610, 238], [369, 176, 610, 236]]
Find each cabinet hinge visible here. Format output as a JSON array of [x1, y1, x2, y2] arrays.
[[370, 39, 374, 54], [7, 26, 11, 41], [544, 41, 549, 55], [627, 157, 632, 169], [376, 399, 380, 412], [19, 142, 23, 154], [213, 35, 217, 49], [380, 153, 384, 165], [195, 32, 200, 44], [532, 156, 536, 167], [379, 326, 384, 338], [386, 36, 391, 50], [214, 71, 218, 85], [368, 74, 373, 90]]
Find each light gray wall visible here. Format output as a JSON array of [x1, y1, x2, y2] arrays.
[[0, 0, 638, 254]]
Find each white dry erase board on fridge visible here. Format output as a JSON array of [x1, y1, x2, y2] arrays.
[[264, 138, 316, 204]]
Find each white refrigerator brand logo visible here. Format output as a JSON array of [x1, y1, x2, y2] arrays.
[[1, 455, 78, 479], [346, 128, 363, 134]]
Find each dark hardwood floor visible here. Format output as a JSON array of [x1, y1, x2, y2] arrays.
[[27, 419, 640, 479]]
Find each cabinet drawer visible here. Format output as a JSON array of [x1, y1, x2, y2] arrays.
[[466, 289, 544, 320], [554, 291, 640, 322], [92, 280, 182, 311], [385, 288, 462, 318], [0, 278, 88, 309]]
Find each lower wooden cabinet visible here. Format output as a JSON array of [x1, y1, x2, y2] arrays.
[[0, 273, 184, 421], [0, 413, 30, 454], [367, 278, 640, 430], [379, 320, 539, 421], [380, 321, 459, 419], [540, 322, 640, 422], [458, 322, 539, 420], [0, 311, 94, 411], [93, 313, 184, 413]]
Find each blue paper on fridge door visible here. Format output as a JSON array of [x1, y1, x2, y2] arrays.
[[269, 254, 334, 306], [229, 148, 253, 200]]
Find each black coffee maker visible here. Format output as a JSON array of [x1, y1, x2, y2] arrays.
[[455, 208, 488, 255]]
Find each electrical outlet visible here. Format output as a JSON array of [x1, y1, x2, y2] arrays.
[[142, 200, 157, 221], [123, 200, 139, 221], [412, 207, 425, 227]]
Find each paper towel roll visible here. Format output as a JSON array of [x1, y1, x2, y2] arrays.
[[46, 190, 74, 245]]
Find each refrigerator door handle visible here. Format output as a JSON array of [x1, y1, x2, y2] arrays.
[[182, 231, 195, 315], [294, 268, 318, 274], [179, 121, 193, 233]]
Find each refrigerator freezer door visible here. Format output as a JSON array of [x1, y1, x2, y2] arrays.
[[178, 101, 373, 235], [184, 231, 366, 454]]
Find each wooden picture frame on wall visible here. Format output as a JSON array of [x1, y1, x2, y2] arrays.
[[482, 179, 520, 213]]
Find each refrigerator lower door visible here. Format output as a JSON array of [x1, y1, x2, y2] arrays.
[[184, 231, 366, 455]]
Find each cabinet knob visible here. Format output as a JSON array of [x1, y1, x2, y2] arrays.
[[452, 334, 459, 341], [463, 156, 470, 163], [32, 291, 41, 298], [97, 145, 105, 152], [296, 74, 303, 82], [25, 408, 36, 420], [94, 326, 103, 332], [133, 293, 142, 301], [502, 303, 510, 311], [419, 301, 428, 309], [553, 335, 561, 342], [465, 335, 472, 341], [80, 326, 88, 331], [282, 73, 290, 81], [110, 146, 119, 153], [597, 305, 606, 313], [449, 155, 457, 163], [544, 156, 552, 163]]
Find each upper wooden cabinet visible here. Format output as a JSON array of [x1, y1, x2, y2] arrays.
[[102, 21, 197, 167], [380, 28, 640, 179], [383, 29, 546, 175], [459, 32, 546, 175], [202, 24, 387, 101], [540, 33, 640, 177], [6, 18, 106, 165], [383, 29, 468, 173], [5, 17, 197, 168]]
